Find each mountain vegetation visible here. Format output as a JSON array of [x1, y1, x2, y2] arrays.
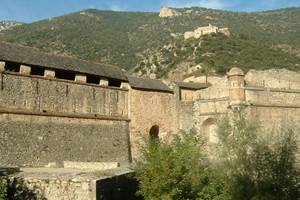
[[0, 7, 300, 78]]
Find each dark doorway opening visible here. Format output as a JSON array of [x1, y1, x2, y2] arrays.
[[149, 125, 159, 139]]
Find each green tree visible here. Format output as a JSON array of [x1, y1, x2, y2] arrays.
[[135, 130, 215, 200], [217, 113, 300, 200]]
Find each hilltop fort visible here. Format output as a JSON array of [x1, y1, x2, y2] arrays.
[[184, 24, 230, 39]]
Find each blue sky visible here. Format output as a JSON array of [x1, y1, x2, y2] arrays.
[[0, 0, 300, 23]]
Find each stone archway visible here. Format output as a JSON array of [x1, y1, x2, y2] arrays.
[[202, 118, 218, 144], [149, 125, 159, 139]]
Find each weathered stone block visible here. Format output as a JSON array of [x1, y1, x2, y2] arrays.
[[100, 78, 109, 86], [0, 61, 5, 72], [20, 65, 31, 75], [44, 69, 55, 78], [75, 74, 87, 83], [63, 161, 119, 171], [121, 82, 130, 89]]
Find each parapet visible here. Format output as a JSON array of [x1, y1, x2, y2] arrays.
[[0, 41, 127, 81]]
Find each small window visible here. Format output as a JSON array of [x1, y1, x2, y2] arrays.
[[108, 79, 121, 87], [55, 69, 75, 81], [5, 62, 20, 72], [87, 75, 100, 84], [31, 66, 45, 76]]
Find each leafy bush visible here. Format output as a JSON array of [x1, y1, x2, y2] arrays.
[[135, 113, 300, 200], [0, 177, 7, 200], [135, 130, 215, 200], [217, 113, 300, 200]]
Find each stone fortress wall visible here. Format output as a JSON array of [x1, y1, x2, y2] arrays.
[[1, 42, 300, 199], [185, 67, 300, 147], [1, 48, 300, 167], [0, 63, 131, 167], [244, 69, 300, 131], [129, 88, 177, 158], [1, 42, 300, 167]]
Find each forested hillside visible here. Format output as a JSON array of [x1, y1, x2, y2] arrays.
[[0, 7, 299, 79]]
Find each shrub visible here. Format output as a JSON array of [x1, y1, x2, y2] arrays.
[[217, 113, 300, 200], [135, 130, 231, 200], [135, 113, 300, 200], [0, 177, 7, 200], [135, 130, 216, 200]]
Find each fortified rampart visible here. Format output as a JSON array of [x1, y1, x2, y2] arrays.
[[181, 67, 300, 148], [0, 42, 131, 167], [1, 41, 300, 199]]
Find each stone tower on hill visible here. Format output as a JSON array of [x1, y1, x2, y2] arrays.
[[184, 24, 230, 39]]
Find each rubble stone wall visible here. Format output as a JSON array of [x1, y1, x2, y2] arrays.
[[0, 113, 130, 167]]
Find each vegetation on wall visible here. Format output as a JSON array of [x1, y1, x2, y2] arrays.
[[135, 113, 300, 200]]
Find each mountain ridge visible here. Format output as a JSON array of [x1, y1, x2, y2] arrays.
[[0, 7, 299, 80]]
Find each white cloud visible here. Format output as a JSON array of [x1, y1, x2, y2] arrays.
[[162, 0, 240, 10], [109, 5, 124, 11]]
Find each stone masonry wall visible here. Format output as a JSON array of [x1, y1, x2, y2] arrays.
[[245, 69, 300, 107], [179, 101, 195, 131], [192, 77, 229, 132], [129, 89, 177, 159], [0, 73, 128, 117], [0, 113, 130, 167], [0, 73, 130, 167], [9, 175, 93, 200]]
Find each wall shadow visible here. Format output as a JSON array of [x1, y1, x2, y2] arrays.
[[0, 168, 46, 200], [96, 173, 142, 200]]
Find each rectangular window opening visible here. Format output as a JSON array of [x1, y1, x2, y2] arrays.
[[55, 70, 75, 81], [108, 79, 121, 87], [87, 75, 100, 85], [179, 89, 183, 101], [31, 66, 45, 76], [5, 62, 20, 72]]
